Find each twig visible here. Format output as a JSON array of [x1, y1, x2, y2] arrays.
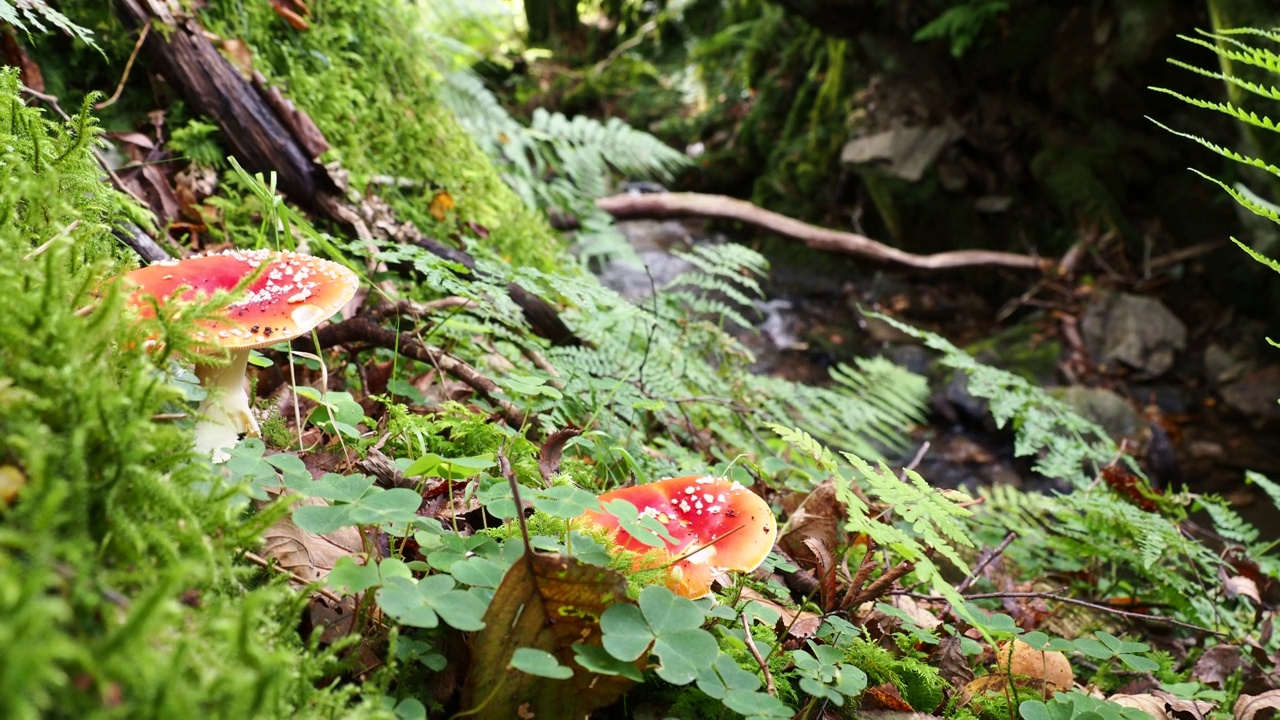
[[96, 20, 151, 109], [597, 192, 1050, 271], [899, 441, 930, 481], [935, 532, 1018, 618], [843, 558, 917, 609], [241, 550, 345, 604], [368, 297, 477, 321], [1147, 238, 1230, 271], [741, 613, 777, 697], [307, 315, 532, 432], [894, 589, 1226, 636], [25, 220, 81, 260], [955, 532, 1017, 595]]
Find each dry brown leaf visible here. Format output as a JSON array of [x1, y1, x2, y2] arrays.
[[803, 536, 839, 612], [887, 595, 943, 631], [1111, 694, 1172, 719], [779, 479, 844, 566], [174, 164, 219, 221], [1223, 574, 1263, 606], [270, 0, 311, 30], [1, 31, 43, 91], [1192, 644, 1247, 688], [537, 427, 581, 484], [932, 636, 974, 689], [1151, 690, 1214, 720], [217, 38, 254, 78], [1235, 690, 1280, 720], [863, 682, 915, 712], [261, 496, 364, 585], [960, 674, 1056, 705]]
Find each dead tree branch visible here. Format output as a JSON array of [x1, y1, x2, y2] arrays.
[[597, 192, 1051, 271]]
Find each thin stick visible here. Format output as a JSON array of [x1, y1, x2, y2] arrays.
[[899, 441, 930, 482], [25, 220, 81, 260], [96, 20, 151, 109], [894, 590, 1225, 636], [241, 550, 344, 604], [741, 613, 777, 697], [935, 531, 1018, 618]]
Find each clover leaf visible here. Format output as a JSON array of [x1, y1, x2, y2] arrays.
[[600, 586, 718, 685], [376, 574, 487, 631]]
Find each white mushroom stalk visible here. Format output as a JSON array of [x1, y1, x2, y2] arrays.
[[193, 347, 258, 462], [113, 249, 360, 462]]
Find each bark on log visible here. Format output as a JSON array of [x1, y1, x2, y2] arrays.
[[117, 0, 580, 346], [119, 0, 335, 206], [597, 192, 1050, 272]]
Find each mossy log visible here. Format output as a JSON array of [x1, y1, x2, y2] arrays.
[[116, 0, 580, 346]]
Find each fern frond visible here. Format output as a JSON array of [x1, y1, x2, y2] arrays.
[[1232, 238, 1280, 275], [0, 0, 98, 49], [1177, 30, 1280, 76], [1145, 116, 1280, 180], [1149, 89, 1280, 136], [1164, 59, 1280, 103], [841, 453, 976, 572]]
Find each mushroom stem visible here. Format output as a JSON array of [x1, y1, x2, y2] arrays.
[[193, 348, 259, 462]]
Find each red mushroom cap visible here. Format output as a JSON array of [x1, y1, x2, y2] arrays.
[[118, 249, 359, 347], [580, 475, 777, 598]]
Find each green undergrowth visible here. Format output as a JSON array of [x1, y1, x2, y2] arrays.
[[0, 69, 389, 720], [8, 11, 1280, 719]]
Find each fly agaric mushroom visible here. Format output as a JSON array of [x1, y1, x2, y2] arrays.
[[578, 475, 777, 598], [115, 249, 359, 461]]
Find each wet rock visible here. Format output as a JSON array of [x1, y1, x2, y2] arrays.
[[1056, 386, 1145, 442], [1081, 293, 1187, 377], [841, 118, 964, 182], [932, 373, 991, 428], [615, 219, 692, 253], [883, 343, 930, 376], [1219, 366, 1280, 419], [967, 317, 1062, 387], [758, 299, 807, 351]]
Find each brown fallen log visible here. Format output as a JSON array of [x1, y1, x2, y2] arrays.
[[116, 0, 580, 347], [596, 192, 1051, 272]]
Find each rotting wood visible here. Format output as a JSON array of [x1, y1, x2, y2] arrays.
[[116, 0, 581, 346], [597, 192, 1051, 271]]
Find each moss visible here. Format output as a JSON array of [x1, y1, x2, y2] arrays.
[[965, 318, 1063, 385], [0, 68, 388, 720], [192, 0, 560, 270]]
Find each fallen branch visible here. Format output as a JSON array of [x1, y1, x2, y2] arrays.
[[305, 315, 532, 433], [596, 192, 1050, 271]]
